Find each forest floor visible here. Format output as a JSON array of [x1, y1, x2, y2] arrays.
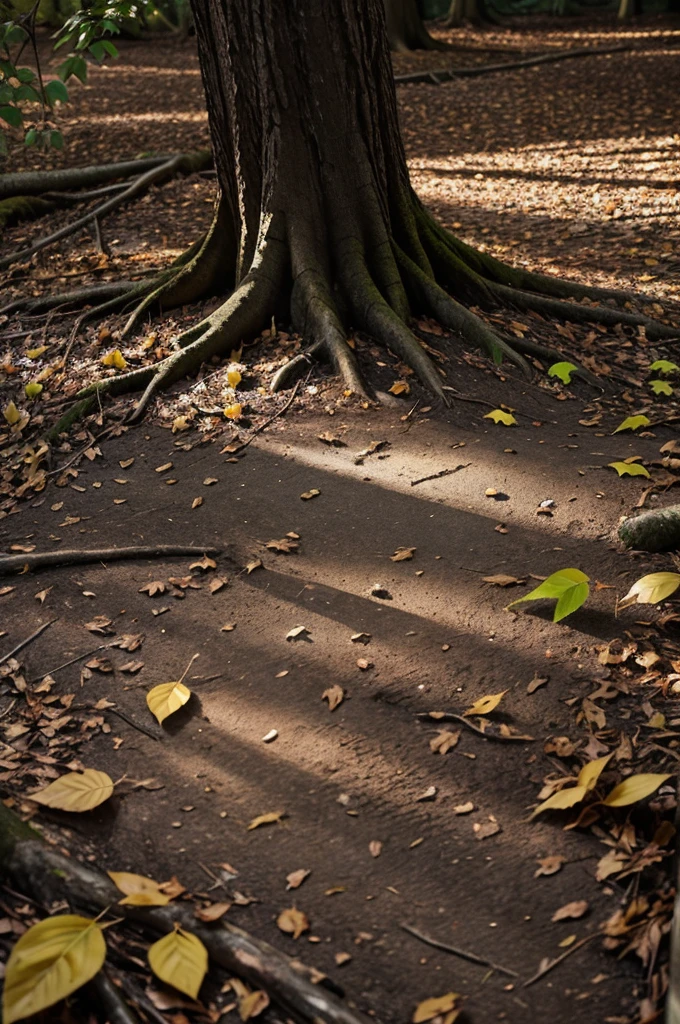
[[2, 14, 680, 1024]]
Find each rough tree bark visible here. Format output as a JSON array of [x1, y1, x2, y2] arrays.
[[50, 0, 676, 435]]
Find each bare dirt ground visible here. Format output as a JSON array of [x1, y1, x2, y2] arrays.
[[1, 15, 680, 1024]]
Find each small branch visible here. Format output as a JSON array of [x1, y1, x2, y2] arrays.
[[401, 923, 517, 977], [0, 546, 221, 576], [410, 464, 470, 486], [90, 970, 141, 1024], [105, 706, 162, 742], [27, 642, 111, 684], [415, 711, 532, 743], [225, 381, 301, 455], [0, 618, 57, 666], [523, 933, 597, 987]]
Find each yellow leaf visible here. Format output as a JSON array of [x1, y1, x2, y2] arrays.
[[484, 409, 517, 426], [577, 754, 612, 792], [603, 773, 672, 807], [462, 691, 507, 717], [391, 546, 416, 562], [108, 871, 171, 906], [322, 685, 345, 711], [650, 379, 673, 396], [227, 367, 242, 389], [613, 415, 650, 434], [248, 811, 285, 830], [276, 907, 310, 939], [3, 401, 21, 426], [101, 349, 127, 370], [608, 462, 650, 478], [31, 769, 114, 812], [618, 572, 680, 610], [224, 403, 242, 420], [146, 681, 191, 725], [389, 380, 410, 396], [3, 915, 105, 1024], [531, 784, 588, 818], [412, 992, 460, 1023], [300, 488, 320, 500], [148, 927, 208, 1000], [24, 382, 43, 400], [26, 346, 48, 360], [172, 415, 192, 433], [239, 990, 270, 1020]]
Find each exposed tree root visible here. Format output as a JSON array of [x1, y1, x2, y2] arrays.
[[1, 281, 141, 317], [0, 803, 370, 1024], [0, 152, 212, 271], [0, 544, 221, 576], [394, 43, 630, 84]]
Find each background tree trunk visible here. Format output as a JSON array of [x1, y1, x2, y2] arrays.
[[384, 0, 448, 50]]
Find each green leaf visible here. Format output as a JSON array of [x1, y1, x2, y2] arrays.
[[0, 104, 22, 128], [650, 379, 673, 396], [15, 67, 35, 83], [608, 461, 650, 478], [3, 915, 105, 1024], [49, 130, 64, 150], [548, 361, 578, 384], [13, 84, 41, 104], [44, 79, 69, 107], [507, 568, 590, 623], [618, 572, 680, 610], [613, 415, 650, 434], [57, 55, 88, 84], [25, 382, 43, 399], [4, 24, 28, 45], [484, 409, 517, 426], [649, 359, 679, 375]]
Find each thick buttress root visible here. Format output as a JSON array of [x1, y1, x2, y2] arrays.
[[48, 185, 678, 440]]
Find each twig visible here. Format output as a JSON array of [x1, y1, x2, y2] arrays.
[[410, 464, 470, 486], [523, 932, 597, 987], [225, 381, 301, 455], [0, 545, 221, 576], [401, 923, 517, 978], [106, 707, 162, 742], [90, 970, 141, 1024], [415, 711, 532, 742], [27, 643, 110, 684], [0, 619, 57, 666], [394, 44, 631, 85], [0, 699, 17, 721]]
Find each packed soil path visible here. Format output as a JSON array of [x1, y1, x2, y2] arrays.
[[1, 15, 680, 1024]]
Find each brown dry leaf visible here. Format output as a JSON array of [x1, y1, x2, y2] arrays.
[[389, 380, 410, 396], [266, 538, 299, 554], [335, 952, 352, 966], [318, 432, 346, 447], [209, 577, 228, 594], [369, 840, 382, 858], [139, 581, 166, 596], [120, 660, 144, 674], [527, 674, 549, 695], [322, 686, 345, 711], [356, 658, 373, 671], [286, 625, 310, 641], [286, 869, 310, 890], [596, 849, 627, 881], [221, 623, 236, 632], [195, 902, 231, 922], [483, 574, 524, 587], [238, 990, 270, 1021], [158, 876, 186, 899], [192, 497, 203, 510], [119, 458, 134, 469], [300, 489, 320, 500], [416, 786, 437, 802], [454, 801, 475, 815], [0, 586, 15, 596], [391, 546, 416, 562], [155, 462, 173, 473], [190, 555, 217, 572], [473, 819, 501, 840], [34, 587, 51, 604], [429, 729, 460, 755], [245, 559, 263, 574], [248, 811, 285, 831], [276, 907, 309, 940], [351, 632, 372, 644], [84, 615, 114, 635], [552, 900, 589, 922]]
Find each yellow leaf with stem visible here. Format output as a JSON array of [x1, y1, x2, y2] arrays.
[[618, 572, 680, 610], [531, 784, 588, 818], [146, 654, 198, 724], [30, 769, 114, 812], [148, 927, 208, 1000], [577, 753, 612, 792], [108, 871, 171, 906], [3, 915, 105, 1024]]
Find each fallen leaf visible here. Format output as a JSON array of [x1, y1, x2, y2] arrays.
[[323, 686, 345, 711], [245, 559, 263, 574], [224, 403, 242, 420], [534, 855, 565, 877], [552, 900, 589, 922], [412, 992, 459, 1023], [147, 928, 207, 1000], [527, 674, 549, 694], [608, 462, 650, 478], [603, 773, 671, 807], [453, 801, 475, 815], [146, 677, 192, 725], [31, 769, 114, 812], [108, 871, 171, 907], [101, 349, 127, 370], [548, 361, 578, 384], [190, 555, 216, 571], [248, 811, 285, 831], [389, 380, 410, 396], [473, 820, 501, 840], [369, 840, 382, 858], [194, 902, 231, 922], [139, 581, 166, 597], [300, 489, 320, 500], [391, 546, 416, 562], [276, 907, 309, 939], [416, 786, 437, 802], [619, 572, 680, 610], [484, 409, 517, 426], [286, 625, 310, 641], [266, 538, 299, 553], [286, 869, 310, 890], [483, 574, 524, 587], [429, 729, 460, 754], [507, 567, 589, 622], [192, 497, 203, 509], [463, 691, 507, 717], [613, 414, 651, 434]]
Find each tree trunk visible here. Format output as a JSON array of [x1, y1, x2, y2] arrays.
[[384, 0, 448, 50], [50, 0, 676, 434]]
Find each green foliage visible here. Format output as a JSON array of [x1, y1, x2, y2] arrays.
[[547, 361, 578, 384], [507, 568, 590, 622]]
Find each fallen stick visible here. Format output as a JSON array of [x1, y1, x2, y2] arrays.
[[0, 804, 369, 1024], [618, 504, 680, 552], [27, 642, 111, 684], [224, 381, 301, 455], [106, 706, 162, 742], [394, 43, 630, 84], [0, 618, 57, 666], [0, 545, 221, 576], [523, 932, 597, 987], [401, 923, 517, 977], [410, 464, 470, 486], [91, 970, 141, 1024], [416, 711, 532, 742], [0, 154, 183, 200]]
